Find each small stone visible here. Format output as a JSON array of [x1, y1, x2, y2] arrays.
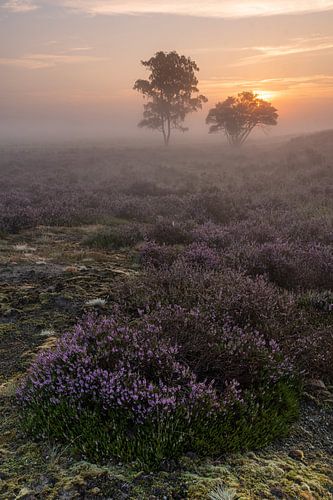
[[289, 449, 305, 461]]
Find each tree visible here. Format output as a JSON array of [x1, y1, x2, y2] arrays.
[[134, 51, 207, 146], [206, 91, 278, 146]]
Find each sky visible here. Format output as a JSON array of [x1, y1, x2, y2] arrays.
[[1, 0, 333, 142]]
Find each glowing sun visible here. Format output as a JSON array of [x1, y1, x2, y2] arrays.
[[254, 90, 276, 101]]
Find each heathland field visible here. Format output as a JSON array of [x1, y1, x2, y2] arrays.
[[0, 132, 332, 499]]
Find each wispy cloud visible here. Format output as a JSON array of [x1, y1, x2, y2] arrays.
[[232, 36, 333, 66], [0, 52, 105, 69], [2, 0, 38, 12], [3, 0, 333, 17], [59, 0, 333, 17], [201, 74, 333, 98], [68, 47, 93, 52]]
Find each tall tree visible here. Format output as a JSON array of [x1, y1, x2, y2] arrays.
[[134, 51, 207, 146], [206, 91, 278, 146]]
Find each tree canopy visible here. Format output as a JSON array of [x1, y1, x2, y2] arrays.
[[206, 91, 278, 146], [134, 51, 207, 146]]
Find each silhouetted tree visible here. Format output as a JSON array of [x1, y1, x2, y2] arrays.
[[206, 91, 278, 146], [134, 51, 207, 146]]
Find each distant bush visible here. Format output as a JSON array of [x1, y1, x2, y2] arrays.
[[124, 180, 168, 197], [147, 218, 194, 245], [191, 222, 228, 248], [85, 223, 145, 250], [189, 190, 245, 224], [0, 193, 37, 234], [181, 242, 221, 269], [138, 240, 180, 268]]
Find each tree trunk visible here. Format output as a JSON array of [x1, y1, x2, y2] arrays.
[[166, 117, 171, 146]]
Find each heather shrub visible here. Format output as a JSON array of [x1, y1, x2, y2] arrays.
[[0, 193, 37, 234], [227, 241, 333, 290], [124, 180, 168, 197], [293, 324, 333, 381], [138, 241, 180, 268], [189, 190, 245, 224], [147, 218, 194, 245], [18, 315, 218, 465], [112, 264, 297, 340], [180, 242, 221, 269], [144, 305, 294, 388], [18, 314, 299, 466], [191, 222, 229, 248], [110, 196, 153, 221], [298, 290, 333, 312], [84, 223, 145, 250]]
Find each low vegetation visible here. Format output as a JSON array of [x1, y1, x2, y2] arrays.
[[0, 134, 332, 496]]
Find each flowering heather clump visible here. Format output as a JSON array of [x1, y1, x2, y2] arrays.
[[19, 314, 217, 420], [0, 193, 37, 234], [147, 218, 194, 245], [112, 264, 297, 341], [138, 241, 180, 268], [144, 305, 294, 388], [18, 313, 299, 466], [18, 315, 220, 464], [294, 324, 333, 381], [188, 190, 245, 224], [191, 222, 229, 248], [180, 242, 221, 269], [228, 241, 333, 290], [110, 195, 153, 221]]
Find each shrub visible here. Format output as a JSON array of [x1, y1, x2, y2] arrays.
[[227, 241, 333, 290], [298, 290, 333, 312], [124, 180, 168, 197], [189, 190, 245, 224], [192, 222, 230, 248], [0, 193, 37, 234], [18, 315, 218, 465], [143, 305, 294, 389], [147, 218, 194, 245], [292, 324, 333, 381], [138, 241, 180, 268], [84, 223, 145, 250], [18, 314, 299, 467], [180, 242, 221, 269], [111, 264, 297, 341]]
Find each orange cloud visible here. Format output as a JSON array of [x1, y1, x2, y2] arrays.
[[0, 52, 105, 69], [201, 75, 333, 100], [232, 36, 333, 66]]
